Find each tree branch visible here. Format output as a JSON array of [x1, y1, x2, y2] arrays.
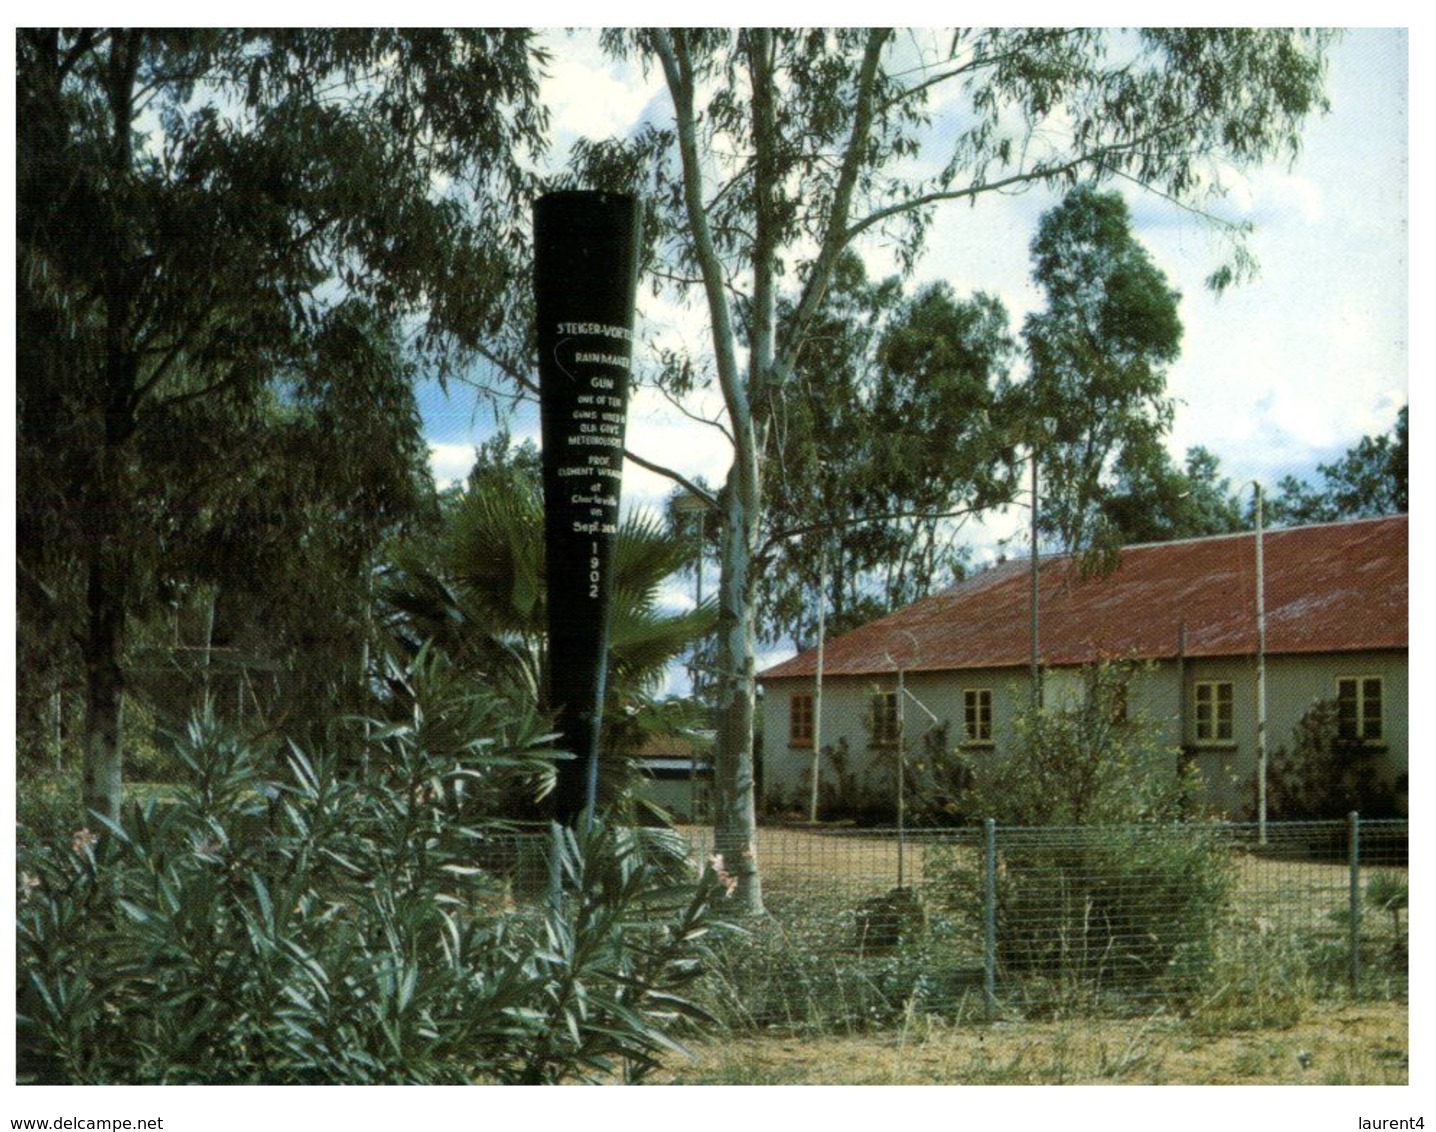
[[778, 28, 890, 380], [621, 448, 720, 513], [650, 29, 754, 501], [758, 501, 997, 563]]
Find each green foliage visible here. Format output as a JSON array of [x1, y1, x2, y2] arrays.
[[386, 461, 712, 703], [1018, 184, 1183, 560], [964, 665, 1191, 827], [761, 254, 1016, 645], [904, 724, 976, 825], [1366, 871, 1408, 958], [1260, 700, 1399, 821], [930, 827, 1233, 1005], [119, 695, 179, 783], [854, 887, 928, 954], [1366, 871, 1407, 917], [16, 773, 86, 851], [1269, 405, 1408, 526], [16, 705, 729, 1084], [16, 28, 548, 822], [1187, 929, 1315, 1035], [928, 664, 1233, 999], [1101, 445, 1247, 545], [790, 737, 872, 822], [701, 913, 982, 1034], [382, 455, 715, 817], [571, 27, 1333, 915]]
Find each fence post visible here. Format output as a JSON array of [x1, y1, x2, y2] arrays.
[[549, 822, 565, 915], [983, 818, 997, 1021], [1348, 811, 1361, 993]]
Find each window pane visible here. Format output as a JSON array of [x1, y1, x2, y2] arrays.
[[964, 690, 992, 741], [1194, 682, 1234, 740], [1362, 678, 1382, 739], [790, 694, 813, 744], [1337, 678, 1360, 740]]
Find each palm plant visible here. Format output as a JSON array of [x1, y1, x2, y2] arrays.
[[381, 467, 714, 813]]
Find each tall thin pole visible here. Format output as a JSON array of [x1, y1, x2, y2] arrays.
[[1254, 483, 1268, 846], [692, 510, 704, 694], [896, 663, 906, 889], [808, 541, 826, 824], [1030, 447, 1042, 709], [691, 505, 704, 817], [672, 493, 708, 818], [1348, 811, 1362, 991], [983, 818, 998, 1021]]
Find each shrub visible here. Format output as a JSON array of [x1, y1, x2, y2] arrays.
[[1366, 871, 1408, 957], [854, 886, 928, 954], [929, 825, 1233, 1004], [16, 771, 84, 848], [16, 700, 728, 1084], [963, 663, 1194, 827], [928, 663, 1235, 1002], [1261, 699, 1400, 820]]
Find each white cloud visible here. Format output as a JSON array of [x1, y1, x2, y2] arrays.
[[427, 442, 476, 490], [538, 32, 662, 153]]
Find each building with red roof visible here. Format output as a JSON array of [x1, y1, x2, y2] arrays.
[[758, 515, 1408, 818]]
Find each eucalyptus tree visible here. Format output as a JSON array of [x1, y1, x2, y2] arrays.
[[1100, 444, 1247, 545], [761, 253, 1017, 646], [1019, 184, 1184, 561], [1268, 404, 1408, 525], [17, 29, 548, 823], [553, 28, 1332, 912]]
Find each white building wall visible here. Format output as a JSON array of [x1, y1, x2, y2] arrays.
[[761, 650, 1407, 819], [1184, 650, 1408, 817]]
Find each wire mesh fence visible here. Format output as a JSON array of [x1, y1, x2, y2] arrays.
[[475, 817, 1406, 1029], [673, 817, 1408, 1028]]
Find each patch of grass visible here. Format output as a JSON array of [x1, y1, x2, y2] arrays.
[[698, 909, 986, 1034], [1187, 929, 1315, 1035], [653, 1002, 1407, 1085]]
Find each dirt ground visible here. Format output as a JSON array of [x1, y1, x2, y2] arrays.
[[654, 1000, 1409, 1085]]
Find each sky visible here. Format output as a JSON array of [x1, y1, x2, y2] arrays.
[[422, 28, 1409, 547]]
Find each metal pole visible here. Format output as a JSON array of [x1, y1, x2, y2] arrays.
[[1254, 483, 1268, 845], [1030, 447, 1042, 709], [809, 541, 826, 823], [1349, 811, 1362, 992], [896, 664, 906, 889], [691, 505, 703, 818], [983, 818, 998, 1021], [672, 493, 709, 819]]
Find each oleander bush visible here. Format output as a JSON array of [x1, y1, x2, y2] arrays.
[[16, 675, 729, 1084]]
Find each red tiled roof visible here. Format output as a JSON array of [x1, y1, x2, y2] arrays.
[[759, 515, 1407, 680]]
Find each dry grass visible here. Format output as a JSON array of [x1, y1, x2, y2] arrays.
[[682, 823, 1408, 956], [655, 1001, 1409, 1085]]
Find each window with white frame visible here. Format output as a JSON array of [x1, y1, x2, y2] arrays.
[[870, 690, 899, 746], [1337, 676, 1384, 743], [963, 688, 993, 743], [1193, 681, 1234, 743]]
